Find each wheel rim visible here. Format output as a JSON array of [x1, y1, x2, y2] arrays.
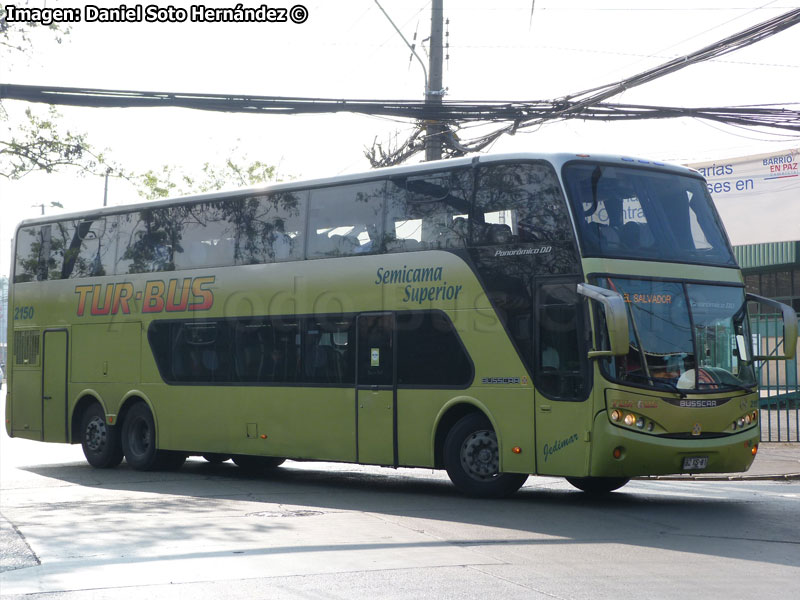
[[460, 430, 499, 481], [129, 417, 151, 457], [84, 416, 107, 453]]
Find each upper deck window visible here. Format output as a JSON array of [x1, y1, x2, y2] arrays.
[[474, 163, 573, 246], [562, 162, 736, 267]]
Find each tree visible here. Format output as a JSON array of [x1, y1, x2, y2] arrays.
[[120, 155, 295, 272], [0, 3, 110, 179], [135, 157, 282, 200]]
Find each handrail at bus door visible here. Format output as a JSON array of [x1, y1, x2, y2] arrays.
[[746, 293, 798, 361], [577, 283, 629, 359]]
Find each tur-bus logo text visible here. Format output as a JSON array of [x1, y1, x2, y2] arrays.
[[74, 276, 215, 316]]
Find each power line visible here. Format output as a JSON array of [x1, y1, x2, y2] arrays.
[[3, 82, 796, 128], [1, 7, 798, 166]]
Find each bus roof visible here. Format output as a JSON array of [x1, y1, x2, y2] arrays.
[[14, 152, 697, 229]]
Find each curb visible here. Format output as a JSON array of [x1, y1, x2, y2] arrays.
[[636, 473, 800, 482]]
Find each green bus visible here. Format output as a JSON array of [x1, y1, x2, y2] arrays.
[[5, 153, 797, 497]]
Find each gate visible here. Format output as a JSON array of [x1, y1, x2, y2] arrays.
[[751, 312, 800, 442]]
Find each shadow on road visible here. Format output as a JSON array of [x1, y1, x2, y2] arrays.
[[16, 457, 800, 569]]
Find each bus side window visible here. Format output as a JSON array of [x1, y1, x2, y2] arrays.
[[307, 182, 385, 258], [358, 314, 394, 386], [229, 192, 306, 265], [60, 218, 115, 279], [474, 163, 570, 246], [13, 226, 47, 283], [116, 208, 177, 274], [303, 317, 354, 384], [172, 201, 234, 270], [536, 283, 587, 400], [233, 320, 268, 382], [396, 311, 472, 387], [170, 322, 232, 383], [385, 170, 472, 252]]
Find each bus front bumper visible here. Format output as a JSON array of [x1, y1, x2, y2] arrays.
[[588, 412, 760, 478]]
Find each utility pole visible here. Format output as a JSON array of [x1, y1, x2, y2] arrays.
[[103, 167, 111, 207], [425, 0, 444, 162]]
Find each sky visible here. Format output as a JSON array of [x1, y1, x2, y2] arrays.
[[2, 0, 799, 276]]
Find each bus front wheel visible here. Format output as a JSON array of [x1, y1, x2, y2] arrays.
[[80, 403, 123, 468], [443, 413, 528, 498], [565, 476, 629, 494]]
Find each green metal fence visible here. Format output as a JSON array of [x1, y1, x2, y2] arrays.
[[750, 312, 800, 442]]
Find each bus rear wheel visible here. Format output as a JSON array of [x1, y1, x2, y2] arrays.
[[80, 403, 123, 468], [121, 403, 186, 471], [443, 413, 528, 498], [565, 476, 629, 494]]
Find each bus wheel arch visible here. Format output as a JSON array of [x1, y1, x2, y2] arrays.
[[74, 396, 123, 469], [439, 407, 528, 498], [71, 394, 105, 443], [434, 401, 489, 469]]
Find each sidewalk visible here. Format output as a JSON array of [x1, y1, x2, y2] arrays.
[[643, 442, 800, 481]]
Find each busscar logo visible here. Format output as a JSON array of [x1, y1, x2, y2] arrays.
[[679, 399, 719, 408], [662, 397, 731, 408], [482, 377, 522, 385]]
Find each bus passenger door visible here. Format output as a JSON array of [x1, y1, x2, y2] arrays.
[[356, 313, 396, 466], [42, 329, 69, 443], [533, 281, 592, 476]]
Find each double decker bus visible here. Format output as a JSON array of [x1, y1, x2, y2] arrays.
[[5, 153, 796, 497]]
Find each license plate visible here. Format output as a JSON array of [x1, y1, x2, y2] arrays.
[[682, 456, 708, 470]]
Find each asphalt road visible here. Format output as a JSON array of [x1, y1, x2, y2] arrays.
[[2, 395, 799, 599]]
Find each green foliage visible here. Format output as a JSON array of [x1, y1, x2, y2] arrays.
[[0, 3, 71, 56], [0, 4, 109, 179], [0, 106, 108, 178], [135, 157, 283, 201]]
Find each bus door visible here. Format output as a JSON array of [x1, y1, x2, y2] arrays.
[[533, 281, 592, 476], [356, 313, 396, 466], [42, 329, 69, 443]]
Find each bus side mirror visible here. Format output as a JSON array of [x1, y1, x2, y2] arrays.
[[746, 293, 798, 361], [577, 283, 629, 359]]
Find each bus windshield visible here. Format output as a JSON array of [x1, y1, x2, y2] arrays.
[[562, 162, 736, 266], [599, 277, 755, 392]]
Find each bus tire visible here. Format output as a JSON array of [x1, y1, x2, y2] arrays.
[[121, 402, 160, 471], [232, 455, 286, 471], [565, 476, 629, 494], [443, 413, 528, 498], [80, 403, 123, 469], [202, 454, 231, 464]]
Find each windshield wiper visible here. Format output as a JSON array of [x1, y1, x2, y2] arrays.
[[697, 381, 755, 393], [642, 376, 682, 395]]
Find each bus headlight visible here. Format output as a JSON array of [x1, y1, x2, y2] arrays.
[[730, 411, 758, 433], [610, 409, 661, 434]]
